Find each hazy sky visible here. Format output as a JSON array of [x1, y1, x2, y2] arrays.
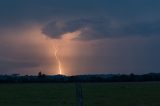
[[0, 0, 160, 75]]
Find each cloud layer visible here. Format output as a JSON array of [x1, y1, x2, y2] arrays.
[[0, 0, 160, 74], [42, 18, 160, 40]]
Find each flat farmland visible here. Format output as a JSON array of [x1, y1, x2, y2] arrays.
[[0, 82, 160, 106]]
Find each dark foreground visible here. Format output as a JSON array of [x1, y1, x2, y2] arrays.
[[0, 82, 160, 106]]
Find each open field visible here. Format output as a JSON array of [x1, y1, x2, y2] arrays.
[[0, 82, 160, 106]]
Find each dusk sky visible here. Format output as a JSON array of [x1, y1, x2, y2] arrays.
[[0, 0, 160, 75]]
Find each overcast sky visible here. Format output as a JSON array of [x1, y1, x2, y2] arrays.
[[0, 0, 160, 75]]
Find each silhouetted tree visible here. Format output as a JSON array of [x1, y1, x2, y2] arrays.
[[38, 72, 42, 78]]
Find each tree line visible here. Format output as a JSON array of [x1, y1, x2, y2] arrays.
[[0, 72, 160, 83]]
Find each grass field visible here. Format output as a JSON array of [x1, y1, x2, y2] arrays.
[[0, 82, 160, 106]]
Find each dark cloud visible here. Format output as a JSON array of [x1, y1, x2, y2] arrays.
[[0, 0, 105, 27], [0, 0, 160, 28], [42, 18, 160, 40], [42, 18, 113, 40], [0, 0, 160, 74], [123, 21, 160, 36]]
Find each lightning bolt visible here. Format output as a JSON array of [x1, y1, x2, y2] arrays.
[[54, 47, 62, 75]]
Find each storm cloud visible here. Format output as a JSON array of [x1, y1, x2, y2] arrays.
[[42, 18, 160, 40], [0, 0, 160, 28], [0, 0, 160, 75]]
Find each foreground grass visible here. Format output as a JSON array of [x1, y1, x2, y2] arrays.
[[0, 83, 76, 106], [0, 82, 160, 106], [83, 82, 160, 106]]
